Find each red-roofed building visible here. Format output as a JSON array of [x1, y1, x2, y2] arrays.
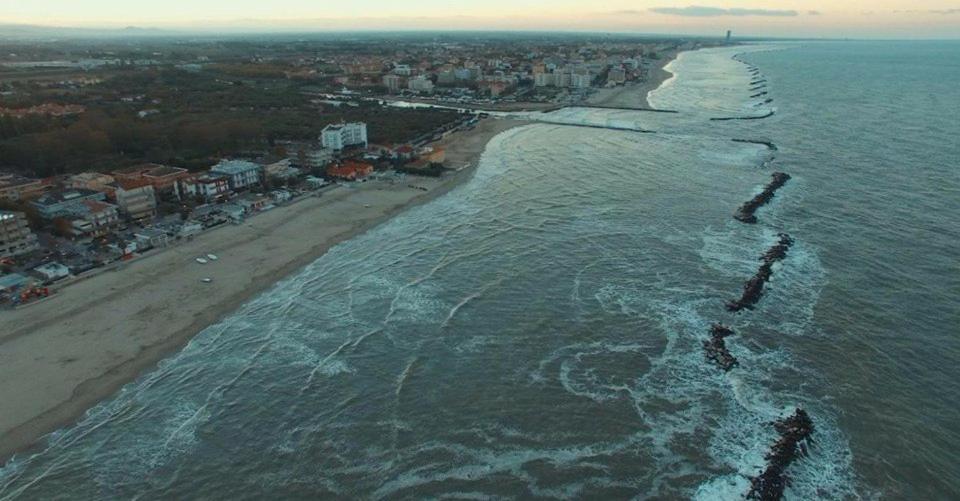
[[114, 178, 157, 221], [326, 161, 374, 181], [392, 145, 416, 161], [113, 164, 190, 194]]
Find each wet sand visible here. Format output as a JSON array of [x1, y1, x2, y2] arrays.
[[0, 117, 529, 464]]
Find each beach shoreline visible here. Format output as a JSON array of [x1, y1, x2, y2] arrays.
[[0, 117, 529, 465], [586, 49, 679, 109]]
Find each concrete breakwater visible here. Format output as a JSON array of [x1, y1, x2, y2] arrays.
[[734, 172, 791, 224], [747, 409, 815, 500], [711, 110, 776, 121], [751, 91, 769, 98], [703, 323, 739, 371], [726, 233, 795, 312], [542, 105, 679, 114]]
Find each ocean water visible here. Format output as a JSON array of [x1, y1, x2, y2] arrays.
[[2, 41, 958, 499]]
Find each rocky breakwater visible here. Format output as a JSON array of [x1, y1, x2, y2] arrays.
[[747, 408, 815, 500], [734, 172, 791, 224], [726, 233, 795, 312]]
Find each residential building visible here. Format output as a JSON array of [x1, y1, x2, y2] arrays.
[[180, 174, 230, 201], [31, 189, 106, 220], [66, 172, 116, 194], [114, 179, 157, 221], [305, 176, 329, 189], [321, 122, 368, 151], [570, 72, 593, 89], [270, 190, 292, 203], [0, 273, 33, 294], [382, 74, 404, 92], [0, 174, 47, 202], [607, 67, 627, 85], [237, 193, 271, 214], [134, 228, 171, 250], [327, 160, 374, 181], [69, 200, 119, 238], [210, 160, 263, 190], [534, 72, 556, 87], [264, 159, 302, 181], [393, 144, 416, 161], [113, 164, 190, 193], [407, 75, 435, 93], [0, 211, 39, 258], [32, 262, 70, 282]]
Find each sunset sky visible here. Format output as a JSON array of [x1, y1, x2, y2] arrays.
[[2, 0, 959, 38]]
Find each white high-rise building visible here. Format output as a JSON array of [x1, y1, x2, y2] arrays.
[[321, 122, 368, 151], [407, 75, 435, 93]]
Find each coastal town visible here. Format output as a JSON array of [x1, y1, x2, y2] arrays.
[[0, 116, 473, 307], [0, 33, 695, 308], [0, 32, 705, 466]]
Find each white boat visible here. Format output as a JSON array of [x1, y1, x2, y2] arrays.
[[201, 278, 213, 283], [196, 258, 208, 264], [207, 254, 219, 261]]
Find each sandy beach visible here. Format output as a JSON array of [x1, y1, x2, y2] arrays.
[[586, 50, 678, 109], [0, 117, 528, 464]]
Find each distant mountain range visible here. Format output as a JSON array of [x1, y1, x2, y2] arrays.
[[0, 24, 181, 40]]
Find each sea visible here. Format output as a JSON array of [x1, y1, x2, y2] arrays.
[[1, 41, 958, 499]]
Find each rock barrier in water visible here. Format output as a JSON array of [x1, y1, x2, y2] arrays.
[[747, 408, 815, 500], [732, 138, 778, 151], [734, 172, 791, 224], [703, 323, 739, 371], [750, 91, 768, 98], [726, 233, 794, 312], [711, 110, 776, 121]]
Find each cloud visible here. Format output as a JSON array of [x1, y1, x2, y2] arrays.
[[929, 9, 960, 14], [650, 6, 799, 17], [807, 10, 822, 16]]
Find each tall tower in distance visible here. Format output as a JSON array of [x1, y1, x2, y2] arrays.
[[726, 30, 732, 44]]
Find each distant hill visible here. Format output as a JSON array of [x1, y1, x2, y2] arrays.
[[0, 24, 179, 40]]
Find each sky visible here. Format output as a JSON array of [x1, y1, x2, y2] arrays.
[[2, 0, 960, 38]]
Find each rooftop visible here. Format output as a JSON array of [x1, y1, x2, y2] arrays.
[[81, 200, 115, 213], [0, 174, 41, 189], [211, 160, 262, 175], [33, 188, 102, 206], [144, 165, 189, 178]]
